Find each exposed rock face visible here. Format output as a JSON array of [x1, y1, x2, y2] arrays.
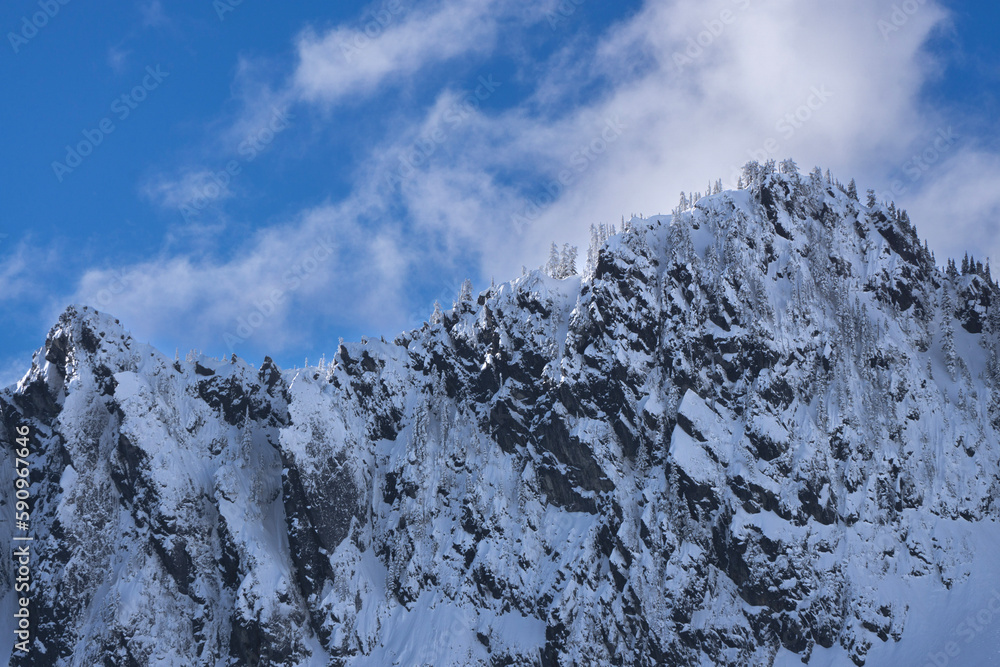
[[2, 171, 1000, 666]]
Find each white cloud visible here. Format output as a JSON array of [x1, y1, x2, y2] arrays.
[[293, 0, 509, 105], [68, 201, 417, 356], [321, 0, 977, 276], [0, 240, 40, 303], [897, 149, 1000, 266], [142, 169, 234, 211], [75, 0, 1000, 354]]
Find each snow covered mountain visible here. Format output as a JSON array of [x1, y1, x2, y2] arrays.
[[3, 164, 1000, 666]]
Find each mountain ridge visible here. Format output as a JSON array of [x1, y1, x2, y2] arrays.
[[3, 165, 1000, 666]]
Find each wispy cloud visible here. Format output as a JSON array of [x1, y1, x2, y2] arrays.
[[107, 45, 132, 74], [292, 0, 503, 105], [139, 0, 168, 28], [0, 241, 38, 303], [0, 355, 31, 390], [65, 0, 1000, 356], [320, 0, 968, 275], [142, 169, 235, 211], [68, 200, 417, 355]]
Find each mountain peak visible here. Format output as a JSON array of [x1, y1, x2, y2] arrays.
[[4, 173, 1000, 666], [42, 305, 135, 376]]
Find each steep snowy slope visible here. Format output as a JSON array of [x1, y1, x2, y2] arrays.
[[2, 164, 999, 666]]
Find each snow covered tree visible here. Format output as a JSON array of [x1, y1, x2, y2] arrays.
[[430, 300, 444, 325], [239, 407, 253, 468], [866, 189, 877, 208], [807, 167, 824, 197], [560, 244, 578, 278], [586, 224, 618, 276], [546, 242, 561, 277], [847, 179, 858, 201], [456, 279, 474, 308], [942, 290, 958, 381], [545, 242, 579, 279], [742, 162, 761, 190], [895, 210, 914, 241], [586, 224, 599, 276]]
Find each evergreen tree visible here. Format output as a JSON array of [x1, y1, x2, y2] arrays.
[[942, 290, 959, 381], [847, 179, 858, 201], [899, 210, 913, 237], [456, 279, 474, 308], [560, 244, 578, 277], [239, 407, 253, 468], [866, 189, 877, 208], [430, 300, 444, 325], [546, 242, 561, 277], [742, 161, 762, 190], [586, 224, 599, 276]]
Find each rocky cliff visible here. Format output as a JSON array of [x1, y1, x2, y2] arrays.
[[2, 167, 1000, 666]]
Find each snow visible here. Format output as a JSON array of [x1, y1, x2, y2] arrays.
[[775, 520, 1000, 667], [352, 592, 545, 667], [2, 172, 1000, 666]]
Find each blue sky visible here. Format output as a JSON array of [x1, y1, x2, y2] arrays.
[[1, 0, 998, 382]]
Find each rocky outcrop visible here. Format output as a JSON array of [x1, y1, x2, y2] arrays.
[[2, 170, 1000, 666]]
